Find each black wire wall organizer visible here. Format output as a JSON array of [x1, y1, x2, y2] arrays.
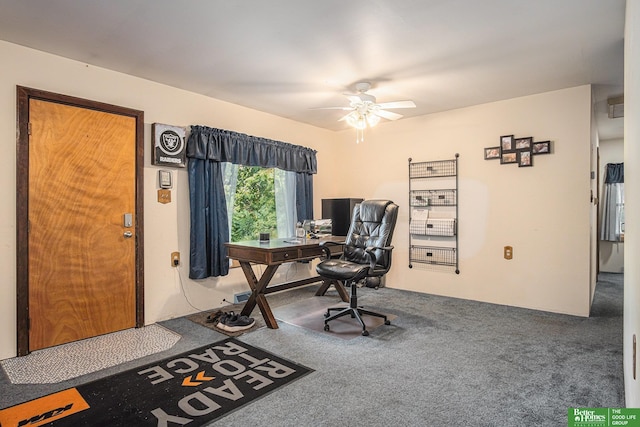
[[408, 154, 460, 274]]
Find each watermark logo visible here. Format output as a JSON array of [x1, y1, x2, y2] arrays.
[[568, 408, 640, 427]]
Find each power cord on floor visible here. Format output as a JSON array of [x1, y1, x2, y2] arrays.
[[175, 265, 223, 313]]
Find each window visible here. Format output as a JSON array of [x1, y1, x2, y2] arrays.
[[229, 166, 277, 242], [223, 164, 297, 242], [186, 125, 316, 278]]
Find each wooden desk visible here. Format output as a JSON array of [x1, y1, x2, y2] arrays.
[[226, 236, 348, 329]]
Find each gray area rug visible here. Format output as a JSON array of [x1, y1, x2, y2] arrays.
[[0, 324, 180, 384]]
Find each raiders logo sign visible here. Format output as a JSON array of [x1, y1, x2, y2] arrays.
[[152, 123, 186, 167]]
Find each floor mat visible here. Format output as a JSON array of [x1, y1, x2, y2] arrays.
[[0, 338, 313, 426], [187, 304, 265, 337], [0, 324, 180, 384], [273, 296, 397, 339]]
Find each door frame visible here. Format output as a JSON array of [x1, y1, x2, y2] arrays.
[[16, 86, 145, 356]]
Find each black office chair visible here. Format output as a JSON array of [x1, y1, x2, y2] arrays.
[[316, 200, 398, 336]]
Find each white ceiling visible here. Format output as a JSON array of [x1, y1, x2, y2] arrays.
[[0, 0, 626, 139]]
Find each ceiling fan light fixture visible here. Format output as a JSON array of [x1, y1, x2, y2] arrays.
[[344, 111, 358, 127], [366, 113, 380, 127], [345, 111, 367, 130], [319, 81, 416, 142]]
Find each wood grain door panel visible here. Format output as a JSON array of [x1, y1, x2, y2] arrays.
[[27, 99, 137, 351]]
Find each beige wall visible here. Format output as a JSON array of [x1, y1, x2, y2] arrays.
[[599, 138, 625, 273], [0, 40, 594, 360], [326, 85, 593, 316], [0, 41, 334, 360]]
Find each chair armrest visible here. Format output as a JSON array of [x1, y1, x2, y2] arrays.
[[364, 245, 394, 272], [319, 241, 342, 259], [366, 245, 394, 252]]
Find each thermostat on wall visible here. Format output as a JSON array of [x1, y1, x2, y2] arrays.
[[159, 170, 173, 189]]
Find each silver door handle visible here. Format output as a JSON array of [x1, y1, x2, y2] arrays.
[[123, 231, 133, 238]]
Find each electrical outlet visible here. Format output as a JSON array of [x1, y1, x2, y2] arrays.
[[171, 251, 180, 267], [504, 246, 513, 260]]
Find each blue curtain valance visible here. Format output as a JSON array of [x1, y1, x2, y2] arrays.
[[186, 125, 317, 174], [604, 162, 624, 184]]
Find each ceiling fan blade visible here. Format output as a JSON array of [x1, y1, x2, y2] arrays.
[[310, 106, 354, 111], [376, 100, 416, 109], [344, 95, 363, 103], [375, 109, 404, 120], [344, 93, 377, 103]]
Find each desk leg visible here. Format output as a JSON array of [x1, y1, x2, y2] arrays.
[[238, 262, 280, 329], [315, 279, 349, 302]]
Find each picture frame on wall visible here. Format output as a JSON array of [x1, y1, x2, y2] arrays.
[[152, 123, 187, 168], [515, 137, 532, 150], [532, 140, 551, 154], [518, 151, 533, 167], [489, 134, 552, 167], [484, 146, 501, 160], [500, 152, 517, 164], [500, 135, 514, 151]]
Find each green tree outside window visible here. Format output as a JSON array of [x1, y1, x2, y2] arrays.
[[230, 166, 278, 242]]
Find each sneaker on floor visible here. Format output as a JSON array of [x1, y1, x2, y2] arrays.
[[206, 310, 223, 324], [213, 311, 233, 329], [219, 314, 255, 332]]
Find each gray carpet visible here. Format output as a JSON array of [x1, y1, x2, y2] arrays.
[[219, 273, 624, 426], [0, 273, 623, 426]]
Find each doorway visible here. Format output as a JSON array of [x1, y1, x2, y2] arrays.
[[16, 86, 145, 356], [598, 140, 625, 273]]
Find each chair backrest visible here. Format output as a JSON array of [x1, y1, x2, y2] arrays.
[[343, 200, 399, 273]]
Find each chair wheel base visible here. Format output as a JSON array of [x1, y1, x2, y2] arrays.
[[324, 324, 330, 331], [384, 320, 391, 325]]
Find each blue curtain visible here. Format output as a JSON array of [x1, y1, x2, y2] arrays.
[[186, 126, 317, 279], [296, 172, 313, 221], [601, 163, 624, 242]]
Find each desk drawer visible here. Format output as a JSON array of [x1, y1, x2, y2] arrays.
[[300, 246, 323, 258], [271, 249, 300, 262], [300, 244, 342, 259]]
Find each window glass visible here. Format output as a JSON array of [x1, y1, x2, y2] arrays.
[[229, 166, 277, 242]]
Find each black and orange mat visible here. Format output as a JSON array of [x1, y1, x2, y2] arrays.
[[0, 338, 313, 426]]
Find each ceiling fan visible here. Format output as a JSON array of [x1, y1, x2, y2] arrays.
[[320, 82, 416, 128]]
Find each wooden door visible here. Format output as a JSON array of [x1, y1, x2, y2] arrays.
[[16, 87, 144, 355]]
